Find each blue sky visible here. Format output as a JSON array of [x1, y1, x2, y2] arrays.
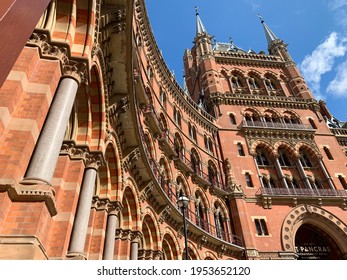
[[145, 0, 347, 121]]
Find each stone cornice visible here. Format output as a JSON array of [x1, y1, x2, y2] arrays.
[[207, 93, 318, 110], [0, 179, 57, 216], [26, 30, 89, 84]]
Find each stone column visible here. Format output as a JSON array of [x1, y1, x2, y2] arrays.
[[253, 157, 265, 188], [296, 159, 312, 189], [68, 154, 103, 257], [274, 157, 289, 189], [103, 203, 121, 260], [130, 232, 141, 260], [318, 158, 335, 189], [23, 77, 79, 185]]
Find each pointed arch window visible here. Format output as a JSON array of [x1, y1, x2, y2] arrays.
[[256, 149, 270, 166], [300, 151, 313, 168], [174, 107, 181, 128], [279, 149, 292, 167], [160, 91, 167, 110], [214, 204, 225, 239]]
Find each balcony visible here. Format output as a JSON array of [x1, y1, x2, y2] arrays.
[[257, 187, 347, 197], [173, 153, 194, 176], [185, 208, 243, 247], [158, 132, 177, 159], [191, 169, 210, 188], [241, 120, 314, 131], [330, 128, 347, 146], [143, 105, 162, 136]]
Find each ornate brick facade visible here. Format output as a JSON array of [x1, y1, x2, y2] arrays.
[[0, 0, 346, 260]]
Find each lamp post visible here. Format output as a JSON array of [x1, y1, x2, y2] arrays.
[[177, 191, 190, 260]]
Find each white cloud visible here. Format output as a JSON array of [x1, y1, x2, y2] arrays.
[[328, 0, 347, 10], [327, 60, 347, 96], [299, 32, 347, 98]]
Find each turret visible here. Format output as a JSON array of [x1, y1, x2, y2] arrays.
[[258, 15, 314, 99]]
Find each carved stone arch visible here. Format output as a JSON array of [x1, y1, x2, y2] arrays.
[[143, 129, 157, 160], [295, 141, 320, 161], [264, 71, 279, 80], [241, 106, 262, 117], [98, 142, 122, 200], [211, 197, 229, 218], [121, 178, 141, 231], [186, 241, 201, 260], [162, 227, 181, 260], [159, 112, 168, 130], [203, 250, 218, 260], [159, 155, 172, 181], [249, 140, 274, 158], [282, 109, 301, 120], [273, 141, 296, 158], [281, 204, 347, 258], [230, 68, 246, 78], [175, 173, 191, 196], [89, 64, 106, 151], [262, 107, 281, 118], [247, 69, 262, 79], [193, 187, 211, 210], [142, 208, 162, 251]]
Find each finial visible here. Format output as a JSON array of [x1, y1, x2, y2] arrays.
[[257, 14, 265, 24], [195, 6, 199, 15], [229, 36, 234, 44]]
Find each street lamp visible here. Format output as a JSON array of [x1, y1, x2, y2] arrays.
[[177, 190, 190, 260]]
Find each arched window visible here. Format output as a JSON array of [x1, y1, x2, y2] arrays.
[[174, 107, 181, 127], [195, 193, 206, 230], [256, 148, 270, 166], [300, 151, 313, 167], [231, 75, 243, 88], [160, 91, 167, 110], [204, 136, 214, 155], [214, 204, 225, 239], [174, 134, 184, 159], [248, 77, 260, 89], [189, 123, 197, 143], [190, 150, 201, 175], [279, 149, 292, 167]]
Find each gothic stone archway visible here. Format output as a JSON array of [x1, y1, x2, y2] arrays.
[[281, 204, 347, 259]]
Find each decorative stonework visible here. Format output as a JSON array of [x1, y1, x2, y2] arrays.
[[91, 196, 122, 214], [60, 140, 105, 170], [0, 179, 57, 216], [281, 204, 347, 253], [27, 32, 88, 84], [122, 147, 141, 171]]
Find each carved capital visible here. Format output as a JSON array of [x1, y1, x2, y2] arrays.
[[27, 32, 89, 84], [86, 152, 104, 170]]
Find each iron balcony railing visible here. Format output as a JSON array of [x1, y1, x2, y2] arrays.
[[257, 187, 347, 197], [330, 128, 347, 136], [241, 120, 314, 130]]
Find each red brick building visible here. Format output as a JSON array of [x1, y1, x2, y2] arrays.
[[0, 0, 346, 260]]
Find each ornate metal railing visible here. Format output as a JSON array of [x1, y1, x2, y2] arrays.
[[185, 208, 243, 247], [257, 187, 347, 197], [242, 120, 314, 130]]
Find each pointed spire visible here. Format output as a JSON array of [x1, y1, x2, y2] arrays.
[[195, 6, 207, 35], [258, 14, 278, 46]]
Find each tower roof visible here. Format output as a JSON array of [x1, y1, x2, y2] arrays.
[[258, 14, 279, 46], [195, 7, 207, 35]]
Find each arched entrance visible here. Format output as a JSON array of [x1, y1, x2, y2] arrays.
[[281, 204, 347, 260], [295, 224, 342, 259]]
